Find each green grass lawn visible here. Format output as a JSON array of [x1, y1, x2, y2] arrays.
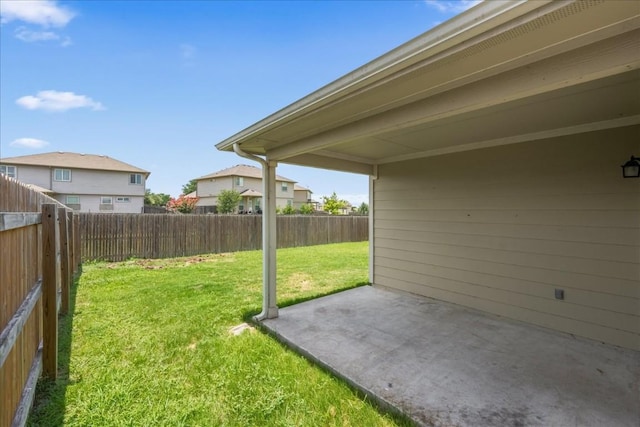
[[29, 242, 410, 426]]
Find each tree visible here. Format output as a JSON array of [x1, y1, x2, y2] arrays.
[[356, 202, 369, 215], [144, 189, 171, 206], [322, 192, 348, 215], [181, 179, 198, 195], [299, 203, 314, 215], [281, 204, 296, 215], [166, 194, 199, 213], [217, 189, 242, 214]]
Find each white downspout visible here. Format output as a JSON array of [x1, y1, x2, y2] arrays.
[[232, 143, 279, 320]]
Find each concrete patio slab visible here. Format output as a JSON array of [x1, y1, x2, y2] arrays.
[[261, 286, 640, 427]]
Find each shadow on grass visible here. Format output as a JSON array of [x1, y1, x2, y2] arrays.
[[27, 270, 81, 427], [243, 282, 416, 427]]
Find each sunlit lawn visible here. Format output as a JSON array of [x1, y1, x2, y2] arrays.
[[29, 242, 410, 426]]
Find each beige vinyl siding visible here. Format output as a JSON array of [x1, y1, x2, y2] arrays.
[[196, 177, 233, 207], [9, 165, 51, 188], [49, 169, 145, 196], [373, 126, 640, 350], [53, 194, 144, 213]]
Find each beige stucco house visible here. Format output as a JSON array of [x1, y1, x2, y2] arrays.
[[0, 152, 149, 213], [194, 164, 296, 213], [217, 1, 640, 351]]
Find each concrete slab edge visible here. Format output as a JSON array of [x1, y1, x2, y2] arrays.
[[255, 319, 421, 427]]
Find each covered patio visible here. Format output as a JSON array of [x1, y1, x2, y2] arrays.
[[262, 286, 639, 427], [217, 1, 639, 425]]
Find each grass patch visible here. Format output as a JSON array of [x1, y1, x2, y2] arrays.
[[29, 242, 411, 426]]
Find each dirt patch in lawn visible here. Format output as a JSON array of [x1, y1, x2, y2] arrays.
[[104, 253, 236, 270], [284, 272, 314, 292]]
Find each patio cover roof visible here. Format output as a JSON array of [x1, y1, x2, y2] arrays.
[[216, 1, 640, 174]]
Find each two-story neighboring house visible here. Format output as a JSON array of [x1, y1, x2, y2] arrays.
[[0, 151, 149, 213], [293, 184, 318, 210], [194, 164, 297, 213]]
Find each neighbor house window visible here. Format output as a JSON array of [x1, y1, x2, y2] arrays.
[[54, 168, 71, 182], [116, 197, 130, 203], [0, 165, 17, 178], [281, 182, 288, 192], [235, 176, 244, 186], [101, 196, 113, 205], [66, 196, 80, 204], [130, 174, 142, 184]]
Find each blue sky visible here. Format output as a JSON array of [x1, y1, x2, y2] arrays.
[[0, 0, 476, 204]]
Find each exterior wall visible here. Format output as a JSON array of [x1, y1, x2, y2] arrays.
[[293, 189, 312, 208], [196, 176, 234, 207], [373, 126, 640, 350], [50, 168, 145, 196], [53, 194, 144, 213], [7, 165, 51, 188], [276, 180, 294, 208]]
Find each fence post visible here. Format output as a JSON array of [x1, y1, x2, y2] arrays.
[[73, 213, 81, 271], [42, 204, 60, 379], [59, 207, 70, 315], [67, 211, 75, 276]]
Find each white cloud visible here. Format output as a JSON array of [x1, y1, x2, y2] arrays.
[[10, 137, 50, 149], [16, 90, 105, 112], [0, 0, 75, 27], [13, 26, 72, 46], [424, 0, 482, 14], [15, 26, 59, 42]]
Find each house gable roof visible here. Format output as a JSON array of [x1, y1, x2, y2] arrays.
[[196, 164, 296, 183], [216, 1, 639, 175], [0, 152, 149, 175]]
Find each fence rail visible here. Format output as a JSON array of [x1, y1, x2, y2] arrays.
[[0, 175, 80, 427], [79, 213, 368, 262]]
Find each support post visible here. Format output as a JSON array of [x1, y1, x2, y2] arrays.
[[264, 159, 278, 318], [59, 207, 70, 315], [42, 204, 60, 379]]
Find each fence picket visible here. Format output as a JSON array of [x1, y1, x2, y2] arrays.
[[78, 213, 368, 262], [1, 175, 78, 426]]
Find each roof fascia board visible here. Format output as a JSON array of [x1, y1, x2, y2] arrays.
[[216, 0, 541, 151]]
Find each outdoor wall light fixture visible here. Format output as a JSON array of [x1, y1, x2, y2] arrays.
[[621, 156, 640, 178]]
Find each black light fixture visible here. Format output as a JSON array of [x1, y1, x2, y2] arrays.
[[621, 156, 640, 178]]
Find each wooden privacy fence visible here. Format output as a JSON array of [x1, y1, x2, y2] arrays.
[[79, 213, 368, 262], [0, 175, 80, 427]]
